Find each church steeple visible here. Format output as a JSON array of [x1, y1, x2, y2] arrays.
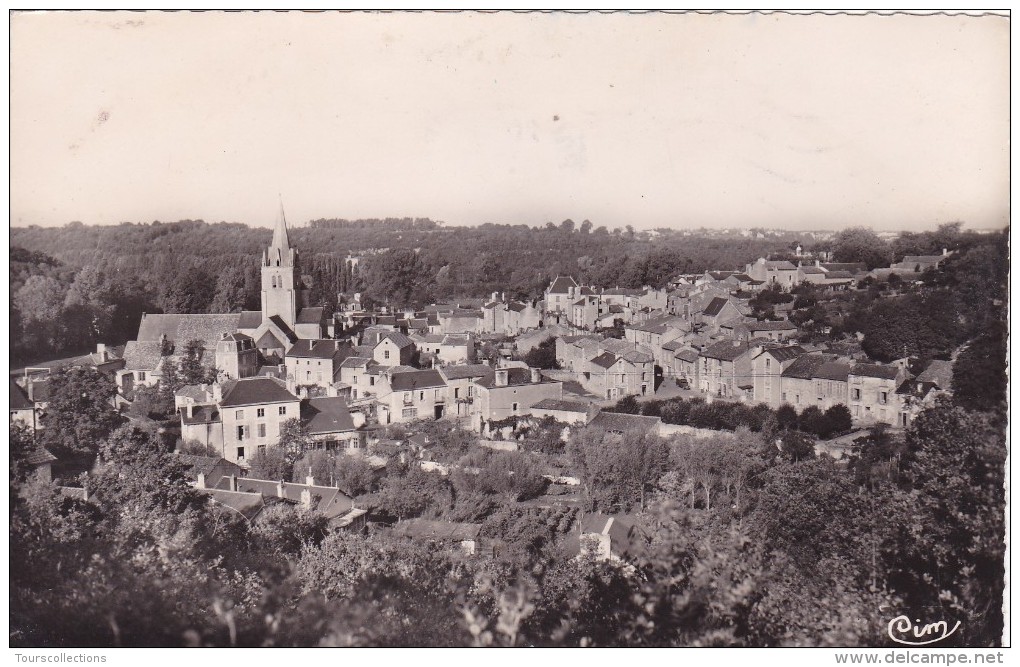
[[261, 197, 300, 328], [271, 196, 291, 253]]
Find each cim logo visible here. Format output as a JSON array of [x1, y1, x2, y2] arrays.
[[887, 616, 962, 646]]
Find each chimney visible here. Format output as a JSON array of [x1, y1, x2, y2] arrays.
[[212, 383, 223, 403], [186, 403, 194, 419], [492, 291, 499, 302], [942, 248, 948, 256], [196, 472, 206, 489], [96, 343, 108, 361], [306, 474, 315, 487], [277, 480, 286, 498], [733, 340, 741, 347], [531, 368, 540, 384], [228, 475, 238, 492], [495, 369, 509, 387], [300, 488, 312, 508]]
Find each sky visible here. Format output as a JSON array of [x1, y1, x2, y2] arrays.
[[9, 11, 1010, 232]]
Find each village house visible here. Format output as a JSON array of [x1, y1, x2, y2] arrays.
[[729, 319, 799, 342], [890, 249, 952, 273], [543, 276, 580, 324], [285, 339, 351, 392], [744, 258, 799, 288], [700, 297, 744, 333], [438, 363, 492, 417], [374, 331, 416, 367], [300, 396, 367, 452], [376, 369, 449, 423], [529, 398, 595, 425], [338, 356, 377, 400], [437, 308, 484, 334], [473, 366, 563, 427], [751, 345, 807, 407], [698, 339, 761, 399], [219, 377, 302, 466], [215, 333, 259, 380], [10, 379, 41, 433], [777, 353, 838, 410], [581, 349, 654, 400], [847, 363, 908, 426]]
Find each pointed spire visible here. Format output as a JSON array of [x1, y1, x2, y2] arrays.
[[271, 194, 290, 251]]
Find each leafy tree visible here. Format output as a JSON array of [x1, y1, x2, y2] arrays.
[[775, 403, 798, 431], [378, 466, 453, 520], [568, 427, 668, 512], [797, 405, 832, 439], [334, 455, 376, 496], [522, 338, 559, 370], [952, 323, 1007, 412], [247, 445, 291, 481], [830, 226, 890, 269], [778, 431, 815, 463], [824, 404, 853, 436], [38, 366, 125, 458], [179, 339, 216, 385]]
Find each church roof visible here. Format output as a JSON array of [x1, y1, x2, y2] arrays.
[[271, 198, 291, 251], [135, 313, 242, 349], [237, 311, 262, 330], [296, 307, 324, 325]]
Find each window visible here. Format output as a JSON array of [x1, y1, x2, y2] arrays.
[[317, 372, 323, 382], [454, 388, 460, 399], [257, 408, 265, 418], [765, 358, 771, 370], [402, 407, 417, 419], [384, 350, 391, 360], [879, 391, 888, 405], [370, 377, 375, 386], [237, 447, 245, 460], [512, 402, 519, 413], [235, 410, 244, 419], [419, 391, 425, 401], [278, 406, 286, 416], [137, 371, 147, 381], [258, 423, 266, 438], [851, 388, 861, 401], [236, 425, 247, 440], [306, 371, 311, 381]]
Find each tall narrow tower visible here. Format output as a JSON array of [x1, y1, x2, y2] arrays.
[[261, 198, 299, 329]]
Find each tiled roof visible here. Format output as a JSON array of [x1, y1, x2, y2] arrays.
[[296, 307, 324, 325], [702, 297, 731, 317], [391, 518, 481, 541], [507, 302, 528, 313], [288, 339, 346, 359], [301, 397, 356, 434], [200, 488, 266, 521], [181, 405, 221, 425], [766, 260, 797, 270], [706, 271, 735, 281], [440, 364, 493, 380], [620, 350, 653, 364], [532, 398, 590, 412], [24, 448, 57, 466], [123, 340, 165, 371], [389, 369, 447, 391], [589, 411, 661, 433], [700, 339, 754, 362], [177, 454, 240, 486], [219, 377, 298, 407], [475, 367, 554, 389], [850, 364, 902, 380], [759, 345, 805, 363], [175, 383, 213, 402], [915, 359, 953, 390], [340, 356, 372, 369], [267, 316, 299, 343], [823, 270, 854, 280], [747, 320, 797, 331], [136, 313, 242, 347], [10, 379, 33, 410], [799, 266, 825, 275], [813, 361, 853, 382], [820, 263, 867, 273], [590, 352, 618, 369], [674, 349, 700, 363], [547, 276, 579, 294], [661, 339, 685, 351], [214, 478, 354, 518], [379, 332, 414, 349], [901, 255, 945, 264], [237, 310, 262, 329], [896, 380, 939, 397], [782, 354, 837, 380], [352, 345, 376, 358]]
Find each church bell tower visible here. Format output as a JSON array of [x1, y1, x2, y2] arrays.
[[261, 199, 299, 329]]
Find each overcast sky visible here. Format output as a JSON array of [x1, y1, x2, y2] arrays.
[[10, 11, 1010, 232]]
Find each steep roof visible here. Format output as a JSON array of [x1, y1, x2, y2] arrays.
[[701, 339, 754, 362], [135, 313, 242, 347], [219, 377, 298, 407], [781, 353, 837, 380], [389, 369, 447, 391], [759, 345, 806, 363], [702, 297, 732, 318], [296, 307, 325, 325], [747, 320, 798, 332], [288, 339, 346, 359], [379, 331, 414, 349], [267, 316, 299, 343], [237, 310, 263, 330], [123, 340, 164, 371], [340, 356, 372, 369], [177, 454, 241, 486], [620, 349, 654, 364], [674, 348, 700, 363], [10, 379, 33, 410], [301, 397, 356, 434], [181, 405, 221, 425], [915, 359, 953, 390], [813, 361, 853, 382], [850, 364, 902, 380], [547, 276, 579, 294], [590, 352, 618, 369], [440, 363, 493, 380]]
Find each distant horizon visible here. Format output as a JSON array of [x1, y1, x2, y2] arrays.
[[11, 12, 1009, 233]]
